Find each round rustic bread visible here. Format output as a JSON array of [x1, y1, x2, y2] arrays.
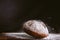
[[23, 20, 49, 38]]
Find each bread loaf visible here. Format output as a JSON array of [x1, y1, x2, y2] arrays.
[[23, 20, 49, 38]]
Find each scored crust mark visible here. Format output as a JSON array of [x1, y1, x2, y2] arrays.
[[27, 20, 33, 27]]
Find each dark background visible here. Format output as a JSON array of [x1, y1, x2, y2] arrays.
[[0, 0, 60, 33]]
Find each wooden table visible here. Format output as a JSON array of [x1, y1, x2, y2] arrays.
[[0, 32, 60, 40], [0, 35, 21, 40]]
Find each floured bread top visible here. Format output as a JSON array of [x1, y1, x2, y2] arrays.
[[23, 20, 49, 35]]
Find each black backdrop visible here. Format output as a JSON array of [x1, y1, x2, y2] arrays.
[[0, 0, 60, 33]]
